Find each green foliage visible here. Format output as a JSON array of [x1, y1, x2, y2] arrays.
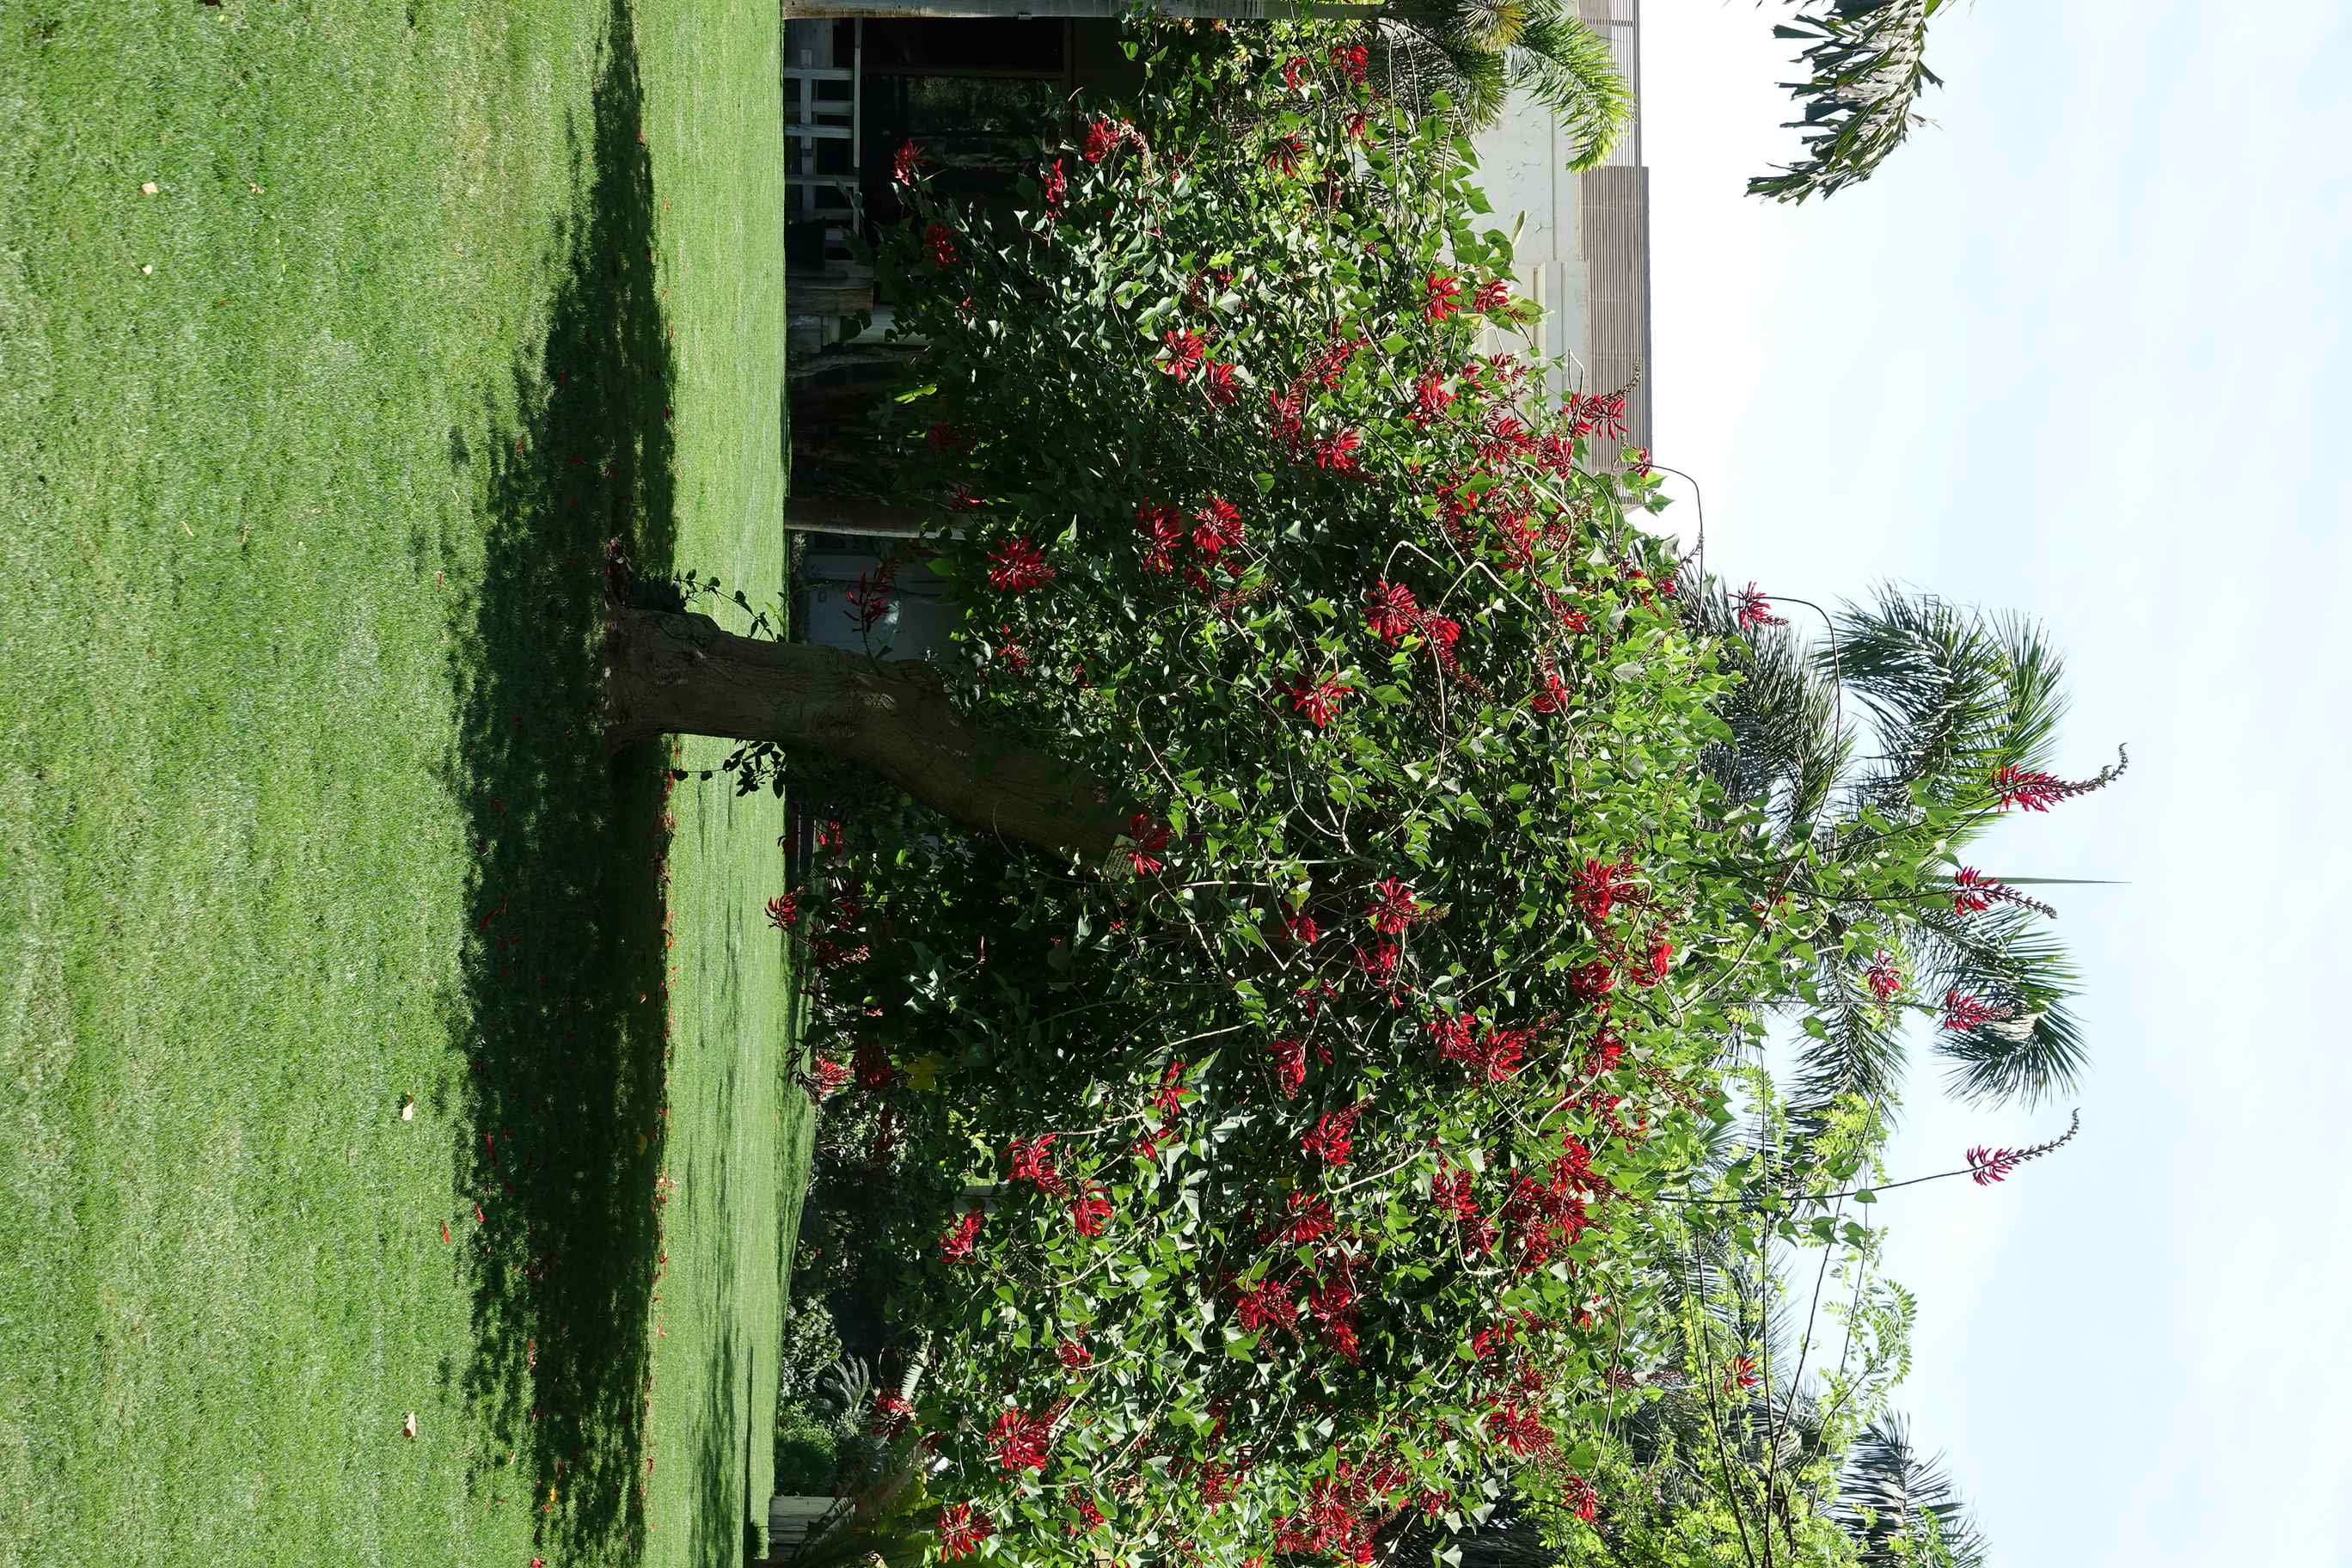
[[746, 19, 2077, 1565], [1377, 0, 1635, 168], [777, 1399, 845, 1496], [1749, 0, 1951, 203]]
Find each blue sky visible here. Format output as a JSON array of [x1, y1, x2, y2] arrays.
[[1639, 3, 2352, 1561]]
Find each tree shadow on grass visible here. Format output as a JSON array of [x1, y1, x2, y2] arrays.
[[438, 0, 681, 1558]]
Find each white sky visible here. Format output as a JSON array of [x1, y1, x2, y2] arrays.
[[1638, 3, 2352, 1562]]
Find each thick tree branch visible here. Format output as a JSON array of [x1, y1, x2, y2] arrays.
[[603, 604, 1125, 867]]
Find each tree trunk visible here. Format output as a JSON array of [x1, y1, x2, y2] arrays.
[[603, 604, 1125, 867], [786, 0, 1393, 19]]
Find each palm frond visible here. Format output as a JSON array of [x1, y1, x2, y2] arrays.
[[1909, 904, 2087, 1106], [1829, 586, 2069, 816], [1786, 948, 1908, 1139], [1831, 1413, 1988, 1568], [1683, 575, 1851, 839], [1749, 0, 1950, 205], [1376, 0, 1631, 161], [1507, 8, 1634, 170]]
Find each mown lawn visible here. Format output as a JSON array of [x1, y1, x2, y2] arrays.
[[0, 2, 802, 1565]]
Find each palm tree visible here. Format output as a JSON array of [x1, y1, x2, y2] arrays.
[[1369, 0, 1634, 168], [1680, 577, 2122, 1142]]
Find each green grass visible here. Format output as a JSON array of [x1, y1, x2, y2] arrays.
[[0, 2, 803, 1565]]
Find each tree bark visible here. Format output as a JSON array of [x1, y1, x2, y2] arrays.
[[603, 605, 1126, 867]]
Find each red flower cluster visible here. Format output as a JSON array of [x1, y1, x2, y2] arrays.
[[764, 893, 799, 930], [1057, 1336, 1092, 1369], [988, 1406, 1053, 1473], [1483, 1402, 1554, 1457], [1040, 156, 1066, 214], [1202, 359, 1238, 404], [806, 1055, 853, 1098], [1301, 1103, 1364, 1165], [1161, 328, 1210, 382], [1939, 989, 2006, 1032], [1965, 1144, 2024, 1185], [1278, 1191, 1334, 1245], [1192, 493, 1243, 558], [1734, 581, 1786, 630], [923, 221, 959, 269], [1124, 813, 1172, 874], [1572, 857, 1639, 926], [869, 1391, 914, 1437], [1134, 502, 1185, 574], [1424, 272, 1464, 322], [940, 1208, 983, 1261], [1562, 1472, 1600, 1524], [1270, 1036, 1308, 1099], [1992, 747, 2128, 812], [1364, 579, 1420, 643], [1235, 1279, 1300, 1336], [1007, 1133, 1067, 1195], [1080, 117, 1127, 164], [1264, 132, 1308, 178], [1330, 41, 1369, 83], [1474, 278, 1511, 313], [1566, 388, 1628, 442], [1530, 661, 1570, 714], [1365, 876, 1424, 934], [1067, 1186, 1114, 1240], [1428, 1012, 1528, 1083], [985, 536, 1055, 591], [844, 559, 897, 635], [1285, 674, 1352, 728], [936, 1502, 993, 1559], [1865, 950, 1902, 1001], [1309, 427, 1363, 473], [1408, 370, 1455, 426], [891, 139, 925, 184]]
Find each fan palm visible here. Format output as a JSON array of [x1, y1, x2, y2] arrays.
[[1682, 577, 2118, 1142], [1371, 0, 1634, 168]]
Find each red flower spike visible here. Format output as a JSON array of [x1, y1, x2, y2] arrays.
[[1424, 273, 1464, 323], [1161, 328, 1209, 383], [1285, 674, 1353, 728], [1365, 876, 1423, 934], [1364, 580, 1420, 644], [940, 1209, 983, 1262], [1939, 989, 2007, 1032], [937, 1502, 994, 1559], [1124, 813, 1172, 875], [985, 536, 1056, 592], [1733, 582, 1787, 630], [1992, 745, 2130, 812], [922, 221, 959, 269], [891, 139, 925, 184], [1965, 1109, 2082, 1185], [988, 1408, 1052, 1473], [1865, 951, 1902, 1001]]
